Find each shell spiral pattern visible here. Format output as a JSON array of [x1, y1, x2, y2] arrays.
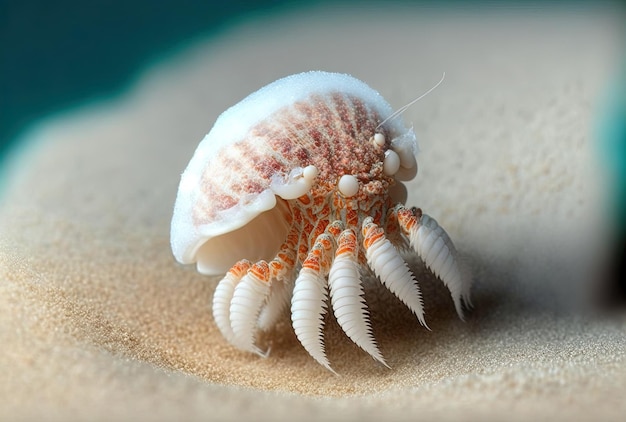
[[171, 71, 471, 372]]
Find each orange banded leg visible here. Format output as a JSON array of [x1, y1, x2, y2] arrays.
[[229, 260, 272, 356], [290, 233, 335, 373], [384, 206, 410, 252], [213, 259, 251, 348], [257, 234, 299, 332], [257, 210, 304, 331], [362, 216, 427, 327], [328, 223, 388, 367], [395, 204, 470, 318]]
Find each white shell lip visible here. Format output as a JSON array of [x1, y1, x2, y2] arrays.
[[170, 71, 419, 272], [171, 187, 277, 267]]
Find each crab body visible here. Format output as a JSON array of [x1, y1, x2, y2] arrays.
[[171, 71, 470, 371]]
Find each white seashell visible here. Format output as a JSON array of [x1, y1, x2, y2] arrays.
[[171, 72, 411, 272], [171, 71, 471, 372]]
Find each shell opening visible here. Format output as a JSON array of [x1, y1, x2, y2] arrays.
[[171, 184, 278, 266], [338, 174, 359, 197], [194, 198, 291, 275]]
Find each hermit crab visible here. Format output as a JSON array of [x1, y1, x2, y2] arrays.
[[171, 71, 470, 371]]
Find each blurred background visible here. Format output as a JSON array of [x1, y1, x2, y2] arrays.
[[0, 0, 624, 298], [1, 0, 622, 162], [0, 0, 299, 162]]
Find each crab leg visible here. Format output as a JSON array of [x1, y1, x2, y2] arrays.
[[213, 259, 252, 348], [327, 223, 388, 367], [257, 221, 301, 331], [291, 233, 335, 373], [395, 204, 470, 318], [229, 261, 272, 356], [256, 264, 294, 332], [383, 205, 410, 251], [362, 216, 427, 327]]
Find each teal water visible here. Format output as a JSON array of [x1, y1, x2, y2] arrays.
[[598, 58, 626, 301], [0, 0, 611, 163], [0, 0, 608, 165], [0, 0, 298, 165]]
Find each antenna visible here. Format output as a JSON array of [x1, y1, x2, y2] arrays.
[[376, 72, 446, 131]]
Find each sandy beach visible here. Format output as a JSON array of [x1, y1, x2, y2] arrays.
[[1, 5, 625, 421]]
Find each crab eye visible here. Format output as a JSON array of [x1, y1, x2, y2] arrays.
[[373, 133, 386, 147], [302, 165, 318, 181], [383, 149, 401, 176], [337, 174, 359, 197]]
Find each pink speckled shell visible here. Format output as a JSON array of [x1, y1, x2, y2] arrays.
[[171, 71, 416, 273]]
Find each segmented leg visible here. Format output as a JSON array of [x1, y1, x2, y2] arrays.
[[257, 223, 300, 331], [213, 259, 251, 347], [256, 270, 294, 332], [362, 216, 427, 327], [291, 233, 335, 373], [383, 206, 410, 252], [328, 222, 388, 367], [395, 204, 470, 318], [215, 230, 298, 355], [229, 261, 272, 356]]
